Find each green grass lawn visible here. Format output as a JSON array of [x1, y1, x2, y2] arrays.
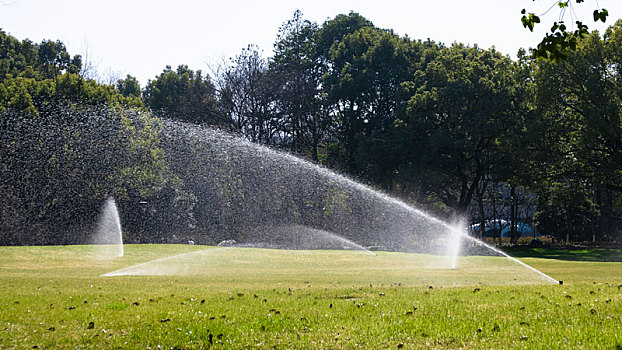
[[1, 244, 621, 349], [504, 246, 622, 262]]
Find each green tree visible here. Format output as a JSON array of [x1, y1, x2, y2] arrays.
[[116, 74, 141, 98], [216, 45, 279, 143], [0, 31, 80, 81], [0, 105, 173, 244], [498, 49, 541, 243], [399, 45, 518, 218], [314, 12, 373, 62], [0, 30, 36, 79], [529, 20, 622, 240], [533, 181, 598, 243], [37, 39, 81, 79], [143, 64, 221, 125], [323, 23, 421, 175], [271, 10, 326, 161], [0, 31, 183, 245], [0, 31, 140, 112]]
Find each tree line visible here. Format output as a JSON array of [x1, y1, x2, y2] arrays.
[[2, 11, 622, 245]]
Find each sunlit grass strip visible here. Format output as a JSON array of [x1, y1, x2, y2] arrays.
[[98, 245, 556, 286]]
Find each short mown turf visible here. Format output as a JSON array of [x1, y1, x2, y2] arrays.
[[1, 245, 621, 349]]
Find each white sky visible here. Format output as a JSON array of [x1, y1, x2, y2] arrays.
[[1, 0, 621, 85]]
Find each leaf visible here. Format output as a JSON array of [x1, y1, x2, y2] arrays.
[[559, 23, 567, 32], [521, 13, 540, 32], [593, 9, 609, 23]]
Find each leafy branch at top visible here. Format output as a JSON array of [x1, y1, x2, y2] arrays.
[[521, 1, 608, 60]]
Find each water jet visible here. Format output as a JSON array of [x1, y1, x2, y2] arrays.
[[103, 121, 558, 285], [91, 197, 124, 259]]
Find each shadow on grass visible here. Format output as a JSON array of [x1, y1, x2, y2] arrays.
[[503, 247, 622, 262]]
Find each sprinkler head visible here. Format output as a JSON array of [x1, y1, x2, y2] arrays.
[[558, 280, 563, 285]]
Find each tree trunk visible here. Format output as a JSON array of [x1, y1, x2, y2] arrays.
[[510, 185, 518, 245], [491, 183, 499, 245], [476, 178, 487, 240]]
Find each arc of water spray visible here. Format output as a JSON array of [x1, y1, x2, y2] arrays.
[[277, 224, 376, 255], [460, 233, 559, 283], [102, 248, 231, 276], [163, 123, 559, 284], [284, 155, 559, 284]]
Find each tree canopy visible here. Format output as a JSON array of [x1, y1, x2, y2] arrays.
[[3, 13, 622, 245]]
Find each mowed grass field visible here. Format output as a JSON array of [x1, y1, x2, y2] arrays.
[[0, 245, 621, 349]]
